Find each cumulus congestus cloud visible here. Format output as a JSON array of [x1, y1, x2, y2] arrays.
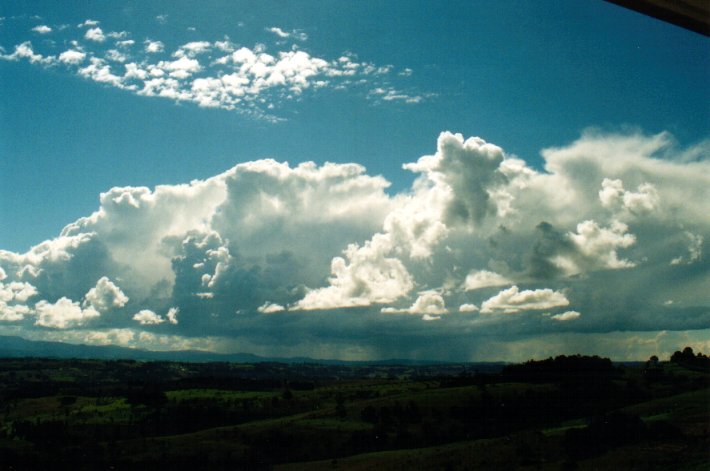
[[0, 130, 708, 360]]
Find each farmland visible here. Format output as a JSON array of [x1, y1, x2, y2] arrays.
[[0, 352, 707, 469]]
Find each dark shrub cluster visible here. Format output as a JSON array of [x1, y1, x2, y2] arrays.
[[670, 347, 710, 370]]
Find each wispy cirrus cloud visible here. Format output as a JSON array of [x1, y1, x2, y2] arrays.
[[77, 19, 99, 28], [267, 26, 308, 41], [1, 18, 427, 121]]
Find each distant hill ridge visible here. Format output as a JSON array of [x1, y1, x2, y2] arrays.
[[0, 335, 477, 366]]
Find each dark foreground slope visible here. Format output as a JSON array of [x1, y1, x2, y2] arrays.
[[0, 355, 707, 469]]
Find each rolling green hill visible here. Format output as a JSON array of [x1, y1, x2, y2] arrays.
[[0, 353, 707, 469]]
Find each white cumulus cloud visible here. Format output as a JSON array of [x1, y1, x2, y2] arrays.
[[381, 291, 447, 319], [459, 303, 479, 312], [0, 302, 31, 322], [133, 309, 164, 325], [83, 277, 128, 312], [258, 302, 285, 314], [553, 219, 637, 276], [58, 49, 86, 64], [0, 281, 37, 303], [550, 311, 581, 321], [599, 178, 659, 215], [481, 286, 569, 314], [267, 27, 290, 38], [32, 25, 52, 34], [1, 22, 424, 120], [463, 270, 511, 291], [144, 40, 165, 53], [174, 41, 211, 57], [0, 41, 54, 65], [294, 236, 414, 310], [0, 130, 707, 357], [84, 27, 105, 42], [166, 307, 179, 324], [35, 297, 100, 329], [78, 57, 123, 86]]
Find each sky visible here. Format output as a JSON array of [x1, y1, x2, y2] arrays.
[[0, 1, 709, 361]]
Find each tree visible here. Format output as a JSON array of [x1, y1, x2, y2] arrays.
[[670, 350, 682, 363], [669, 346, 710, 369], [682, 347, 695, 362]]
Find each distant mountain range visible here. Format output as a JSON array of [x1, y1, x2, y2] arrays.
[[0, 335, 467, 366]]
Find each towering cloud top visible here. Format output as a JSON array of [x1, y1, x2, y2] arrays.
[[0, 130, 708, 360]]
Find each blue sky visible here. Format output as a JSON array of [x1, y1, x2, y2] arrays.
[[0, 1, 708, 360], [2, 0, 708, 252]]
